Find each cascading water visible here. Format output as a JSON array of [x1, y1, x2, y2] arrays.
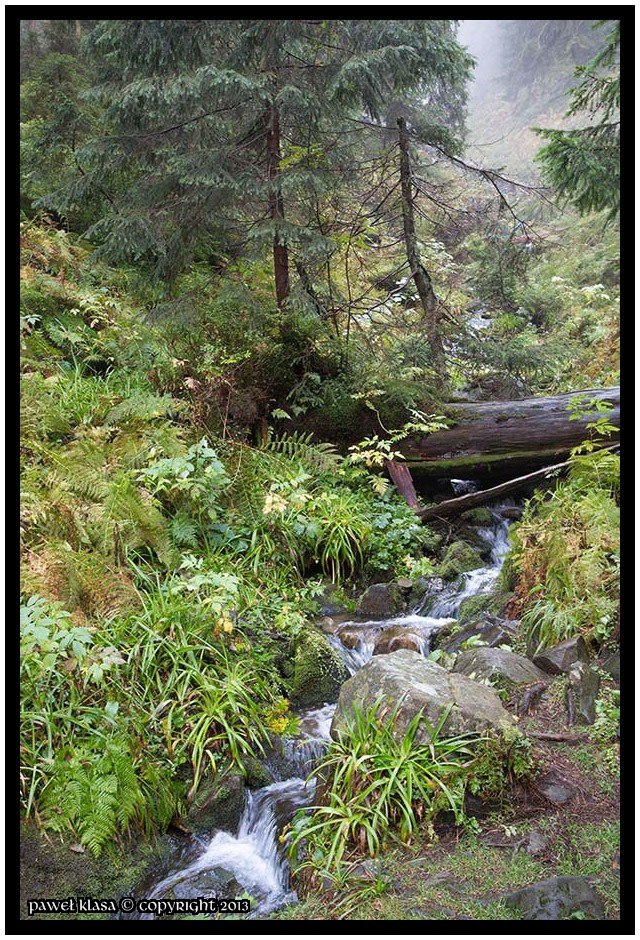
[[426, 502, 512, 619], [125, 494, 517, 919]]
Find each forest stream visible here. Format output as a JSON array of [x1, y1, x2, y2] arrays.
[[120, 495, 514, 919]]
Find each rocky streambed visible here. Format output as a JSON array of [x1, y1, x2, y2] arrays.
[[114, 497, 612, 921]]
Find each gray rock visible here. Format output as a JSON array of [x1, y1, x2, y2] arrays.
[[536, 770, 576, 805], [598, 649, 620, 684], [436, 615, 518, 654], [355, 583, 405, 619], [504, 876, 606, 920], [453, 647, 547, 687], [331, 650, 516, 741], [524, 830, 548, 856], [533, 637, 589, 675], [410, 576, 446, 611], [566, 661, 600, 725]]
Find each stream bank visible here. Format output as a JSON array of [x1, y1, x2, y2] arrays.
[[21, 492, 620, 923]]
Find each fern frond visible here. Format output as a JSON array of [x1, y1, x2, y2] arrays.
[[264, 431, 342, 473], [105, 393, 184, 427]]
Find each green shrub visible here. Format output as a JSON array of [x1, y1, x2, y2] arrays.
[[505, 447, 619, 651], [287, 701, 478, 882]]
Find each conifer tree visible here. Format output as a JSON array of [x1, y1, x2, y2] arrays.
[[535, 20, 620, 217]]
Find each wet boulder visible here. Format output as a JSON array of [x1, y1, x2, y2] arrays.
[[331, 649, 515, 741], [409, 576, 446, 611], [355, 583, 405, 618], [533, 636, 589, 675], [338, 626, 370, 650], [503, 876, 606, 920], [436, 615, 518, 655], [460, 507, 494, 526], [457, 591, 514, 625], [373, 626, 423, 655], [290, 628, 350, 709], [187, 773, 246, 834], [453, 647, 547, 687], [437, 541, 484, 581]]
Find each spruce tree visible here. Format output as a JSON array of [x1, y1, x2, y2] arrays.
[[534, 20, 620, 217]]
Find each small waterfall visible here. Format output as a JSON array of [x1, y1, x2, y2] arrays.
[[124, 703, 336, 919], [139, 777, 308, 917], [426, 503, 511, 619], [328, 616, 456, 672], [127, 494, 519, 919]]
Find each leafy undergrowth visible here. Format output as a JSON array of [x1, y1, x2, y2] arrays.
[[501, 433, 619, 655], [20, 220, 444, 857]]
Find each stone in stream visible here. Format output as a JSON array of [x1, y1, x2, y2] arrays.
[[533, 636, 590, 675], [436, 615, 518, 655], [503, 876, 606, 920], [290, 628, 350, 709], [355, 583, 406, 618], [437, 541, 485, 581], [373, 626, 423, 655], [338, 626, 372, 650], [408, 576, 446, 609], [187, 773, 246, 834], [565, 661, 600, 725], [331, 650, 516, 741], [453, 648, 547, 687], [457, 590, 514, 625]]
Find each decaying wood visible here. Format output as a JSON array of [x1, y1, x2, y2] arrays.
[[517, 680, 550, 717], [385, 458, 420, 510], [390, 445, 618, 521], [527, 731, 587, 744], [401, 386, 620, 480]]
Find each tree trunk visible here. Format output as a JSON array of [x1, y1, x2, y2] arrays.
[[397, 116, 445, 379], [401, 386, 620, 481], [265, 100, 289, 309]]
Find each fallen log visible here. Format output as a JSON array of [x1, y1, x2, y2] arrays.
[[413, 445, 618, 520], [401, 386, 619, 481]]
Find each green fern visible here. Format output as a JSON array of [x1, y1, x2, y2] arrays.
[[169, 512, 199, 548], [39, 740, 174, 856], [105, 393, 184, 427], [263, 431, 342, 474]]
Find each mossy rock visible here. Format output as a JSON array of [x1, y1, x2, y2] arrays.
[[290, 628, 349, 709], [186, 773, 246, 834], [241, 755, 274, 790], [437, 541, 484, 581], [355, 582, 405, 618], [19, 819, 167, 920], [458, 591, 514, 624], [460, 507, 494, 526]]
